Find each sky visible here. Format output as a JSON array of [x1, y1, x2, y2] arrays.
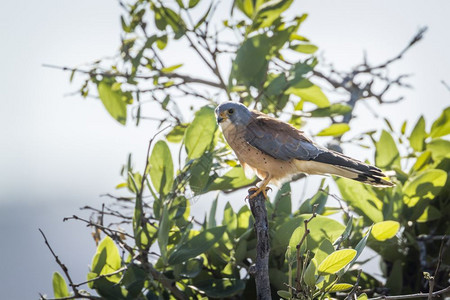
[[0, 0, 449, 299]]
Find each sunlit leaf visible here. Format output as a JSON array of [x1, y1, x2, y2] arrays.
[[375, 130, 401, 169], [149, 140, 174, 195], [426, 138, 450, 162], [97, 80, 127, 125], [430, 107, 450, 138], [185, 106, 217, 159], [336, 177, 383, 223], [417, 205, 442, 223], [328, 283, 353, 292], [290, 43, 318, 54], [252, 0, 293, 29], [207, 166, 255, 191], [161, 64, 183, 73], [90, 236, 122, 283], [317, 249, 356, 275], [371, 221, 400, 241], [53, 272, 70, 298], [309, 103, 352, 117], [166, 124, 188, 143], [409, 116, 426, 152], [317, 123, 350, 136], [285, 79, 330, 108], [403, 169, 447, 207], [288, 215, 345, 257]]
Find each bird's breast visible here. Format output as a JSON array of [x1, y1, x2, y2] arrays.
[[220, 123, 298, 183]]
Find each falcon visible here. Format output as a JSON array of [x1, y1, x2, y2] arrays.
[[215, 102, 394, 199]]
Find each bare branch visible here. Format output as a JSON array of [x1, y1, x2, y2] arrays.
[[247, 190, 272, 300], [369, 285, 450, 300]]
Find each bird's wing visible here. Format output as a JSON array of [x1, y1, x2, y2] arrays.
[[244, 112, 324, 161]]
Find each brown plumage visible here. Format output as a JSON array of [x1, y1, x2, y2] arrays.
[[215, 102, 394, 198]]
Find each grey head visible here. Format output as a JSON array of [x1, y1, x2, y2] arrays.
[[215, 102, 252, 126]]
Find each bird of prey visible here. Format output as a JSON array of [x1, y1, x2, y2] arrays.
[[215, 102, 394, 199]]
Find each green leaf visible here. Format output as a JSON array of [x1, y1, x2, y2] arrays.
[[53, 272, 70, 298], [236, 205, 252, 237], [315, 239, 335, 265], [149, 140, 174, 195], [353, 228, 371, 264], [309, 103, 352, 118], [273, 183, 291, 216], [304, 258, 317, 287], [188, 0, 200, 8], [230, 34, 271, 87], [166, 124, 188, 143], [317, 123, 350, 136], [158, 206, 170, 264], [417, 205, 442, 223], [161, 64, 183, 73], [168, 226, 226, 265], [328, 283, 353, 292], [122, 264, 147, 298], [97, 80, 127, 125], [288, 215, 345, 257], [430, 107, 450, 138], [277, 290, 291, 299], [223, 202, 237, 238], [371, 221, 400, 241], [375, 130, 401, 169], [403, 169, 447, 207], [409, 116, 426, 152], [208, 196, 218, 228], [285, 79, 330, 108], [189, 153, 213, 194], [317, 249, 356, 275], [185, 106, 217, 159], [192, 278, 245, 298], [179, 258, 203, 278], [426, 138, 450, 162], [412, 150, 432, 171], [207, 166, 255, 191], [335, 177, 383, 223], [385, 260, 403, 294], [358, 293, 368, 300], [251, 0, 293, 29], [90, 236, 122, 284], [290, 43, 318, 54]]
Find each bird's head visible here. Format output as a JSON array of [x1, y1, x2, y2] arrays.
[[215, 102, 252, 127]]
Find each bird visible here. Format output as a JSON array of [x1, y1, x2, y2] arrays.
[[215, 102, 394, 199]]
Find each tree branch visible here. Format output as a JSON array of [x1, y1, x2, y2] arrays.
[[369, 285, 450, 300], [247, 190, 272, 300], [42, 64, 222, 88]]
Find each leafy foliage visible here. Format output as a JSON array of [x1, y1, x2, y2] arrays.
[[42, 0, 449, 299]]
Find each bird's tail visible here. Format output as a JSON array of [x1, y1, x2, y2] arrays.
[[305, 149, 394, 187]]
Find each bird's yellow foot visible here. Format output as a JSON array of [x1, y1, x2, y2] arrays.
[[247, 186, 272, 200]]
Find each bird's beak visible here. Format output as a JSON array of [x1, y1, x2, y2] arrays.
[[217, 111, 227, 123]]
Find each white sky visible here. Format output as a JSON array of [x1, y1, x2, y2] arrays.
[[0, 0, 449, 298]]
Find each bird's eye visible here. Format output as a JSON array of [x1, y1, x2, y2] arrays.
[[228, 108, 234, 114]]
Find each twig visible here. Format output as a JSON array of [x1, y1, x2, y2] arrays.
[[295, 207, 318, 292], [38, 229, 102, 300], [369, 285, 450, 300], [42, 64, 222, 88], [247, 190, 272, 300], [428, 236, 447, 299], [345, 269, 362, 300]]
